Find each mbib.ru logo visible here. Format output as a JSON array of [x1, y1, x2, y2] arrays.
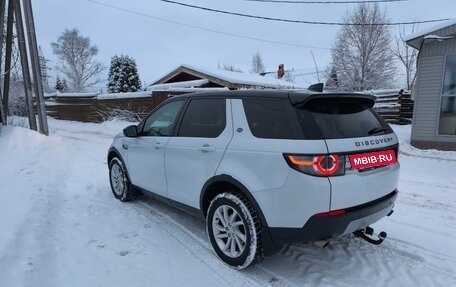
[[349, 150, 397, 169]]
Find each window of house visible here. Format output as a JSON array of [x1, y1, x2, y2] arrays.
[[439, 54, 456, 135]]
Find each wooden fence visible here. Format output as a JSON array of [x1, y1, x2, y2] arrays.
[[372, 90, 414, 125], [46, 89, 414, 124], [45, 92, 174, 123]]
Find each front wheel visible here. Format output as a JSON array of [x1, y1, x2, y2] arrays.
[[109, 157, 135, 202], [206, 192, 263, 269]]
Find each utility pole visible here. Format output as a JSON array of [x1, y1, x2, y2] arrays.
[[23, 0, 48, 135], [15, 0, 37, 130], [2, 0, 15, 119], [0, 0, 7, 125]]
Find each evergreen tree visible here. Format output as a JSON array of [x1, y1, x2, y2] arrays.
[[61, 79, 69, 92], [107, 55, 142, 93], [325, 67, 339, 88], [55, 76, 68, 92]]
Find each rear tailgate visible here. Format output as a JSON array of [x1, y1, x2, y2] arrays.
[[325, 136, 399, 210], [292, 93, 400, 210]]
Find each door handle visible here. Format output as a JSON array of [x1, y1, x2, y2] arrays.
[[154, 142, 164, 149], [199, 144, 216, 153]]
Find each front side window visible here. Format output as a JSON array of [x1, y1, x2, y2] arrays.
[[142, 100, 185, 136], [178, 98, 226, 138], [439, 54, 456, 135]]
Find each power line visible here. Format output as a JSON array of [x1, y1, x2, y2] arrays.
[[161, 0, 450, 26], [246, 0, 406, 4], [87, 0, 330, 50]]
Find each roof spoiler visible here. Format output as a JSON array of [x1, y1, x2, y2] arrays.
[[307, 83, 324, 92], [289, 93, 376, 107]]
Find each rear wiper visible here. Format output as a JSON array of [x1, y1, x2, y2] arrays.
[[368, 127, 388, 135]]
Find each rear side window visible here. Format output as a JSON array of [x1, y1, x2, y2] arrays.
[[243, 98, 297, 139], [178, 98, 226, 138], [300, 99, 392, 139]]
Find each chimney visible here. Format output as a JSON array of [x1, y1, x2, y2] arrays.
[[277, 64, 285, 79]]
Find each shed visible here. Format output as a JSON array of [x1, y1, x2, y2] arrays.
[[405, 19, 456, 150], [148, 64, 300, 90]]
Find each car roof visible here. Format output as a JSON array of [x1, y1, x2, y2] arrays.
[[170, 89, 376, 105]]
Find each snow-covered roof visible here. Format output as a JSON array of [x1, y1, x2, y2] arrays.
[[405, 18, 456, 49], [154, 87, 229, 93], [55, 92, 98, 98], [96, 91, 152, 100], [153, 64, 302, 89], [147, 79, 209, 91]]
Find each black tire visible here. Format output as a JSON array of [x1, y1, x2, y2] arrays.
[[109, 157, 135, 202], [206, 192, 263, 269]]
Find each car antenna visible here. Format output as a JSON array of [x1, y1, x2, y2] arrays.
[[308, 83, 324, 92]]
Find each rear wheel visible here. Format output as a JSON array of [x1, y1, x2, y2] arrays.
[[206, 192, 262, 269], [109, 157, 135, 201]]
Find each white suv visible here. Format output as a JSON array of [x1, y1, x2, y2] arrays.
[[107, 90, 399, 269]]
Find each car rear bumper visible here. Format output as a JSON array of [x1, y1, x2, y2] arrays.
[[268, 190, 397, 244]]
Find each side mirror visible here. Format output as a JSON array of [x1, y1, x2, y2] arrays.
[[123, 125, 139, 137]]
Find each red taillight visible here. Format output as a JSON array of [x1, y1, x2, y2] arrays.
[[313, 155, 340, 176], [285, 154, 345, 177], [315, 209, 346, 218]]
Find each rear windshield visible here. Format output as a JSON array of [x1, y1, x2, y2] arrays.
[[242, 97, 392, 140], [299, 99, 392, 139]]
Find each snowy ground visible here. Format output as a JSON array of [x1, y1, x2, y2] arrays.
[[0, 118, 455, 287]]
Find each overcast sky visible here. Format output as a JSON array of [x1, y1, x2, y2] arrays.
[[32, 0, 455, 90]]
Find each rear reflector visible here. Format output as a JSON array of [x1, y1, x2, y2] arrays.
[[315, 209, 346, 218]]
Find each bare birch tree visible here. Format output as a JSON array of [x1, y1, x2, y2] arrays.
[[393, 25, 418, 90], [330, 3, 396, 91], [250, 52, 265, 74], [51, 29, 104, 92]]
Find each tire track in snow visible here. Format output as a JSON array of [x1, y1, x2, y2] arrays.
[[264, 235, 453, 287], [134, 199, 293, 287], [130, 196, 455, 287]]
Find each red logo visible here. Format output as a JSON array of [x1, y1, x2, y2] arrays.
[[349, 150, 397, 169]]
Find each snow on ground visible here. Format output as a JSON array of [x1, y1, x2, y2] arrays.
[[0, 118, 455, 287]]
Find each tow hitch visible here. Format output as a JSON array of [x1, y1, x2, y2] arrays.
[[353, 226, 387, 245]]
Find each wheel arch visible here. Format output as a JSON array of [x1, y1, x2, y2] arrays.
[[107, 147, 131, 181], [200, 174, 282, 256], [200, 175, 268, 227]]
